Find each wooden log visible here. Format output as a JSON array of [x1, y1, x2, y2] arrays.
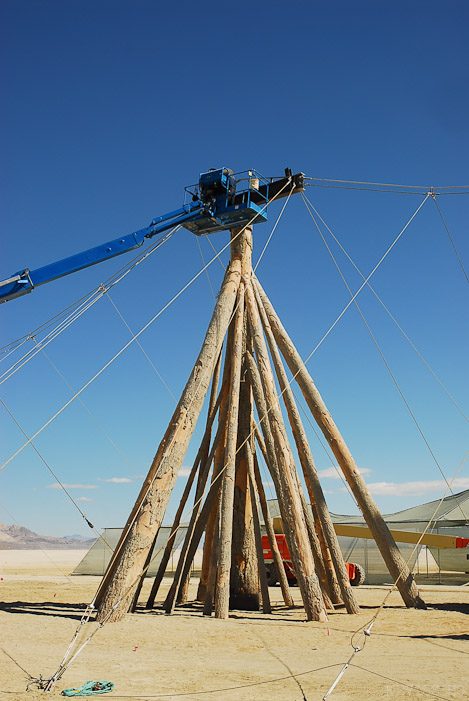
[[166, 389, 232, 610], [203, 502, 221, 616], [311, 502, 343, 606], [298, 487, 335, 610], [254, 277, 425, 610], [244, 303, 327, 624], [176, 354, 224, 608], [197, 496, 217, 602], [246, 447, 271, 614], [253, 282, 358, 613], [230, 321, 260, 611], [214, 283, 245, 619], [146, 359, 224, 609], [255, 426, 334, 610], [253, 452, 294, 607], [162, 399, 229, 613], [94, 260, 241, 623]]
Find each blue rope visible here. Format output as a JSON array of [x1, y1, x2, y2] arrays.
[[61, 680, 115, 696]]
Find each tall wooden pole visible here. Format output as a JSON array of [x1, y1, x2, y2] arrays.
[[145, 358, 224, 609], [230, 352, 260, 611], [247, 453, 271, 614], [254, 283, 359, 613], [94, 261, 241, 623], [244, 308, 327, 623], [253, 452, 294, 608], [214, 283, 245, 618], [162, 400, 229, 613], [254, 277, 425, 610]]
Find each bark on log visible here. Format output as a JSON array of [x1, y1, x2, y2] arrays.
[[203, 503, 221, 616], [247, 450, 271, 614], [214, 283, 245, 619], [230, 354, 260, 611], [254, 277, 425, 610], [254, 283, 359, 613], [244, 296, 327, 623], [162, 399, 229, 613], [94, 261, 241, 623], [255, 426, 334, 610], [146, 360, 224, 609], [253, 452, 294, 608]]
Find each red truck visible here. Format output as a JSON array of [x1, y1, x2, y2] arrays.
[[262, 533, 365, 586]]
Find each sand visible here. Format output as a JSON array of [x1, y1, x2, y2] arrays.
[[0, 551, 467, 701]]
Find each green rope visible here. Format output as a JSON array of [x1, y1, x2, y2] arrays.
[[61, 680, 115, 696]]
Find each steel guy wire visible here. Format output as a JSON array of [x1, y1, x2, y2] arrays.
[[0, 395, 113, 553], [431, 195, 469, 284], [0, 499, 96, 585], [0, 228, 178, 382], [304, 176, 468, 189], [302, 192, 468, 424], [0, 227, 178, 356], [324, 451, 469, 701], [303, 195, 468, 522], [36, 338, 141, 479]]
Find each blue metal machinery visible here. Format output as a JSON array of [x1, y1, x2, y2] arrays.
[[0, 167, 304, 303]]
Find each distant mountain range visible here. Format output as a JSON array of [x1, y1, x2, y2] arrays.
[[0, 522, 96, 549]]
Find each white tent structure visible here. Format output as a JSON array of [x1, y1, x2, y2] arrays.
[[73, 492, 469, 583], [73, 526, 189, 576], [267, 490, 469, 584]]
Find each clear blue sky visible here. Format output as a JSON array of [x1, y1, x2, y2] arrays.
[[1, 0, 468, 537]]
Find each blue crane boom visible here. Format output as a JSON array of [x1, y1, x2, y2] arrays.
[[0, 167, 304, 303]]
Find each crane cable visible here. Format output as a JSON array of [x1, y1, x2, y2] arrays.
[[0, 227, 179, 384], [301, 193, 468, 423], [322, 450, 468, 700], [302, 193, 468, 522], [0, 227, 179, 357], [431, 195, 469, 284]]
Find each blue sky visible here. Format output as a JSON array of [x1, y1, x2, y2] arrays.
[[1, 0, 468, 537]]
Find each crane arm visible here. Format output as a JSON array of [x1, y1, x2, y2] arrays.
[[0, 167, 304, 304], [0, 201, 206, 303]]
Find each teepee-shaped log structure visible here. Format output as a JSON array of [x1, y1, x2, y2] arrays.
[[95, 225, 425, 623]]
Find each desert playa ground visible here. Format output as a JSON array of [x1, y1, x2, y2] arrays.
[[0, 550, 468, 701]]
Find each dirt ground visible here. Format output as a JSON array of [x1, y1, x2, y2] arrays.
[[0, 551, 468, 701]]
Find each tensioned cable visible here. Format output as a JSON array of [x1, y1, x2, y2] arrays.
[[304, 176, 469, 189], [322, 451, 468, 700], [0, 226, 177, 384], [0, 500, 97, 583], [203, 234, 228, 271], [196, 236, 217, 301], [292, 388, 358, 507], [302, 194, 468, 522], [0, 395, 112, 547], [301, 193, 468, 423], [253, 188, 295, 272], [306, 182, 434, 196], [286, 194, 430, 379], [0, 227, 178, 356], [36, 339, 141, 479], [431, 196, 468, 284], [0, 184, 290, 474], [105, 292, 178, 403]]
